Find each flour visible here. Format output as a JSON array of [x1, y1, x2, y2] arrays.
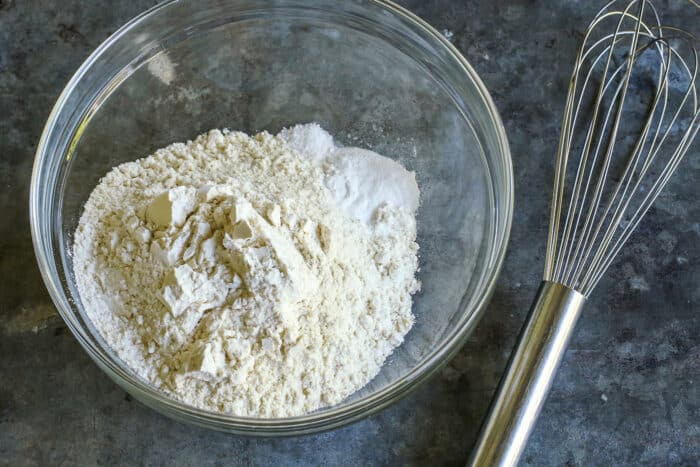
[[73, 125, 420, 417]]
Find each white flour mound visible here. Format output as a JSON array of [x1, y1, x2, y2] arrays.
[[73, 124, 420, 417]]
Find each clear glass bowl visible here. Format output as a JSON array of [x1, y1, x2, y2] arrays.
[[30, 0, 512, 435]]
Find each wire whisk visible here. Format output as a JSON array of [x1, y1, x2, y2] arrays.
[[470, 1, 699, 465], [546, 0, 700, 297]]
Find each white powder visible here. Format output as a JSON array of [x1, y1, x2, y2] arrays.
[[73, 124, 420, 417], [280, 124, 419, 226]]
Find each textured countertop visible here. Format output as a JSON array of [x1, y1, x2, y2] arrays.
[[1, 0, 698, 465]]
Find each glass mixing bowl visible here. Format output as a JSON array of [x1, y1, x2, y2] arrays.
[[30, 0, 512, 435]]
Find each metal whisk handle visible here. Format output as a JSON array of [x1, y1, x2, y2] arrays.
[[468, 281, 586, 467]]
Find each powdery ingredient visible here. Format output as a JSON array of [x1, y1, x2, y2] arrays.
[[73, 125, 420, 417], [280, 124, 419, 226]]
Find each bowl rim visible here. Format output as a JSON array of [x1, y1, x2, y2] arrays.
[[30, 0, 514, 435]]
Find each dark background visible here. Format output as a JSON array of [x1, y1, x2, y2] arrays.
[[1, 0, 698, 465]]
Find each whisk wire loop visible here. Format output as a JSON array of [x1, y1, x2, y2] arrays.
[[544, 0, 699, 297]]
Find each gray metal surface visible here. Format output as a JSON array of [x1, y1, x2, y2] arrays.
[[1, 0, 698, 465]]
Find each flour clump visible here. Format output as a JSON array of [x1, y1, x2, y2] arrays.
[[73, 124, 420, 417]]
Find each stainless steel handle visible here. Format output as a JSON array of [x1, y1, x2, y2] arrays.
[[468, 281, 586, 467]]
